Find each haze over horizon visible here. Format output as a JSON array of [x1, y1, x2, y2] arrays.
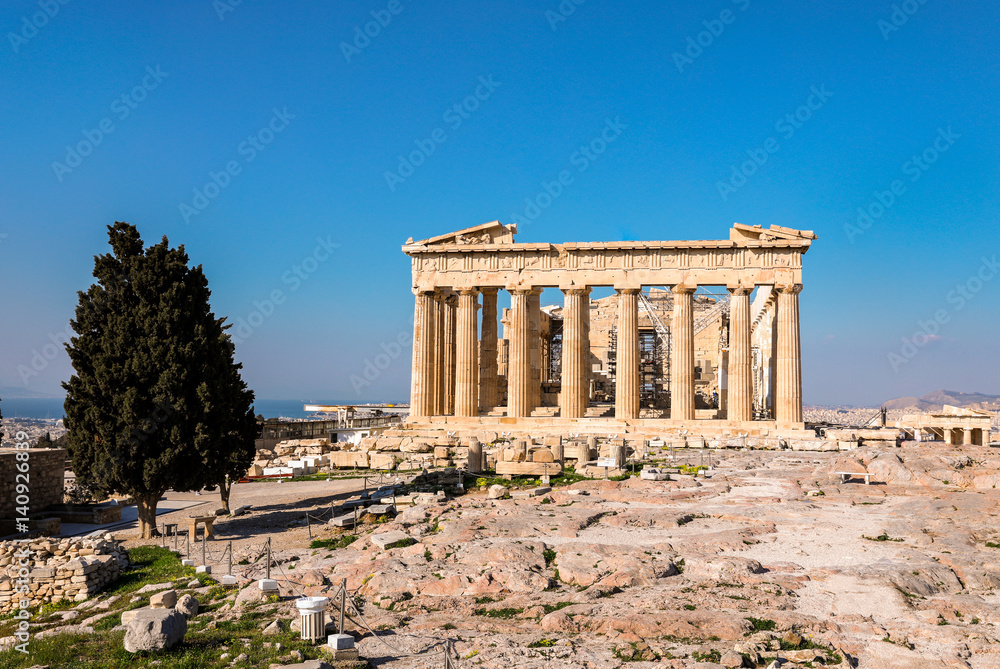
[[2, 1, 998, 408]]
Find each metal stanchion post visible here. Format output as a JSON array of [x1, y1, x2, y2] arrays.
[[339, 578, 346, 634], [160, 524, 165, 547], [266, 537, 271, 580], [307, 513, 312, 539], [186, 532, 190, 560], [228, 540, 232, 576], [202, 532, 206, 566]]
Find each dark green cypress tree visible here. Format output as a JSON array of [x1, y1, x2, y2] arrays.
[[63, 223, 256, 537]]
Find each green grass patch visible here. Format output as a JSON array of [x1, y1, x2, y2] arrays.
[[474, 607, 523, 619], [746, 617, 776, 632], [863, 532, 903, 542], [528, 638, 556, 648], [309, 534, 357, 550], [106, 546, 190, 597]]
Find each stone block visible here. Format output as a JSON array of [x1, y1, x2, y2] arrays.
[[370, 531, 414, 550], [495, 461, 563, 477], [123, 609, 187, 652], [531, 449, 555, 463], [176, 594, 198, 618], [150, 589, 177, 609], [327, 633, 355, 649], [487, 484, 509, 499]]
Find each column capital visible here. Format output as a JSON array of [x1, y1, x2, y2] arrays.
[[726, 285, 753, 296], [457, 288, 480, 297], [777, 283, 803, 295], [560, 286, 592, 296], [615, 287, 642, 295], [478, 286, 499, 296], [506, 285, 542, 296], [671, 284, 697, 295]]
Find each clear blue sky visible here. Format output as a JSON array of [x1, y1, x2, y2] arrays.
[[1, 0, 997, 406]]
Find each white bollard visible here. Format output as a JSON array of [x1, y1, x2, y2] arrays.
[[296, 597, 329, 642]]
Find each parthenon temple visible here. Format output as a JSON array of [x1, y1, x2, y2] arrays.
[[403, 221, 818, 439]]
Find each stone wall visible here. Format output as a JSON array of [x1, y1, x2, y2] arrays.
[[0, 449, 66, 518], [0, 534, 129, 612]]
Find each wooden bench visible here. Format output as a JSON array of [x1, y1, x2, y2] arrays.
[[835, 471, 873, 485], [188, 515, 215, 539]]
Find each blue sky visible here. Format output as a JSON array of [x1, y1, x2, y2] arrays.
[[1, 0, 997, 406]]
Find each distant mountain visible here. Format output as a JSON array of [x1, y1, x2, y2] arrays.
[[883, 390, 1000, 412]]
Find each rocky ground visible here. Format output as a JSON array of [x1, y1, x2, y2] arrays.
[[28, 442, 1000, 668]]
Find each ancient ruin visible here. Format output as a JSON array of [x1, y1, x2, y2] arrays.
[[896, 405, 992, 445], [403, 221, 816, 439]]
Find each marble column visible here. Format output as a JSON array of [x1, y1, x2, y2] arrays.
[[962, 428, 974, 445], [454, 289, 480, 417], [775, 284, 803, 424], [671, 285, 696, 421], [560, 287, 591, 419], [433, 293, 447, 415], [409, 290, 435, 417], [426, 291, 440, 416], [507, 289, 533, 418], [529, 289, 542, 410], [443, 295, 457, 415], [727, 286, 753, 423], [615, 288, 640, 420], [478, 288, 499, 412]]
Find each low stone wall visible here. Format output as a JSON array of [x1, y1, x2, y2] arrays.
[[0, 535, 129, 612], [0, 448, 66, 517]]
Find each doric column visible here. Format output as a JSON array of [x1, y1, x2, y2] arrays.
[[727, 286, 753, 423], [529, 289, 542, 410], [443, 295, 457, 415], [454, 289, 480, 417], [775, 284, 803, 424], [671, 285, 696, 421], [962, 428, 974, 445], [478, 288, 499, 412], [615, 288, 640, 420], [432, 293, 446, 415], [560, 287, 591, 418], [409, 290, 435, 417], [507, 289, 533, 418]]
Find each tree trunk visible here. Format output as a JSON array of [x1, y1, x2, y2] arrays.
[[218, 478, 231, 514], [137, 493, 163, 539]]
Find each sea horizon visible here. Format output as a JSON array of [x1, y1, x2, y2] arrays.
[[0, 397, 408, 421]]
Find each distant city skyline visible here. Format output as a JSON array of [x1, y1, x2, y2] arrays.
[[1, 1, 998, 407]]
